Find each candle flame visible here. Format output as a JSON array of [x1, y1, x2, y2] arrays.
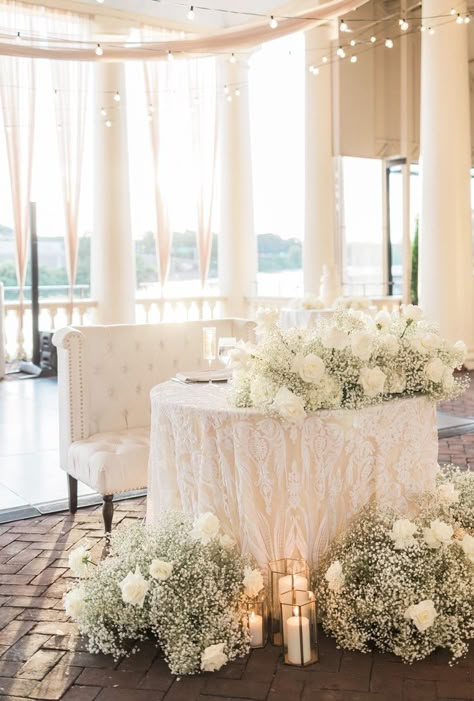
[[293, 606, 299, 616], [250, 611, 255, 620]]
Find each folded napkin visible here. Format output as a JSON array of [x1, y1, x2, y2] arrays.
[[175, 369, 232, 383]]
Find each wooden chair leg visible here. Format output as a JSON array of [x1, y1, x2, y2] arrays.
[[68, 475, 78, 514], [102, 495, 114, 534]]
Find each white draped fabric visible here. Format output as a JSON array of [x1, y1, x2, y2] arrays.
[[0, 0, 369, 61], [147, 382, 439, 568]]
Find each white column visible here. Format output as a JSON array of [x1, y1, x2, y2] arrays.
[[304, 24, 338, 296], [218, 58, 257, 318], [419, 0, 473, 353], [92, 62, 136, 324]]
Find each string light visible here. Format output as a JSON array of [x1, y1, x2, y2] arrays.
[[113, 91, 120, 102], [149, 103, 154, 112], [16, 31, 21, 41], [269, 16, 278, 29], [420, 24, 426, 32], [350, 39, 356, 47], [100, 107, 106, 116], [105, 119, 112, 127], [322, 56, 328, 63], [224, 84, 229, 94], [309, 65, 319, 75], [370, 35, 376, 43], [95, 43, 103, 56], [168, 50, 174, 61], [456, 13, 464, 24], [428, 26, 435, 34], [339, 19, 349, 32], [226, 94, 232, 102], [399, 18, 409, 30], [187, 5, 194, 20], [385, 38, 393, 48], [235, 88, 240, 96], [450, 7, 456, 14], [229, 52, 236, 63], [350, 55, 358, 63], [336, 46, 346, 58], [464, 15, 471, 23]]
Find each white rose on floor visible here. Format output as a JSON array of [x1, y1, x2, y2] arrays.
[[358, 366, 386, 398], [273, 387, 306, 422], [325, 560, 345, 593], [350, 331, 374, 361], [149, 559, 173, 581], [379, 334, 399, 356], [219, 534, 236, 550], [250, 375, 275, 406], [404, 600, 437, 632], [243, 566, 264, 598], [437, 482, 460, 505], [64, 586, 85, 620], [201, 643, 228, 672], [119, 565, 149, 607], [460, 534, 474, 563], [375, 310, 392, 332], [425, 357, 445, 383], [389, 518, 417, 550], [423, 519, 454, 549], [401, 304, 424, 322], [191, 512, 220, 545], [292, 353, 325, 384], [68, 545, 91, 578], [321, 326, 350, 351]]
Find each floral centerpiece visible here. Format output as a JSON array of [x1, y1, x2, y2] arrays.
[[317, 467, 474, 663], [229, 305, 467, 420], [288, 293, 326, 310], [64, 512, 264, 675], [334, 296, 372, 311]]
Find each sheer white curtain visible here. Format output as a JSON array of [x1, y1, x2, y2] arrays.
[[188, 57, 218, 287], [47, 10, 92, 316]]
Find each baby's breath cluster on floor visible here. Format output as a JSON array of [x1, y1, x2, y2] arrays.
[[317, 466, 474, 664], [64, 511, 264, 675], [229, 305, 468, 420]]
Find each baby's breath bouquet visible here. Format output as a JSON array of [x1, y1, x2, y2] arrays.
[[64, 512, 264, 675], [317, 467, 474, 664], [230, 304, 468, 420]]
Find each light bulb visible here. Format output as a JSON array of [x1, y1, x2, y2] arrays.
[[340, 19, 349, 32], [230, 53, 236, 63], [350, 55, 357, 63], [114, 91, 120, 102], [167, 50, 174, 61], [370, 35, 376, 43], [95, 43, 103, 56], [385, 38, 393, 48], [269, 16, 278, 29], [16, 31, 21, 41], [429, 26, 435, 34], [308, 64, 315, 73], [456, 14, 463, 24], [420, 24, 426, 32], [96, 0, 104, 4], [312, 67, 320, 75], [450, 7, 456, 14], [100, 107, 106, 117], [336, 46, 346, 58], [235, 88, 240, 96], [350, 39, 356, 47], [400, 19, 409, 30], [149, 103, 154, 113], [105, 119, 112, 127], [227, 94, 232, 102], [187, 5, 194, 20], [224, 85, 229, 95], [322, 55, 328, 63], [464, 15, 471, 23]]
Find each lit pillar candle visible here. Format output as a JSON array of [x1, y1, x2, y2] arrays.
[[278, 574, 308, 596], [281, 589, 308, 642], [249, 611, 263, 647], [287, 607, 311, 665]]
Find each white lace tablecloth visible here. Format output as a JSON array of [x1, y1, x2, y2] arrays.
[[279, 308, 335, 330], [147, 382, 438, 567]]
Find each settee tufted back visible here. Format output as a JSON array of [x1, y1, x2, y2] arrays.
[[53, 319, 255, 456]]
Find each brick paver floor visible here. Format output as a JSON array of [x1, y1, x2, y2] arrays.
[[0, 376, 473, 701]]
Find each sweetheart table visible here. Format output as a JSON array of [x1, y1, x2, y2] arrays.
[[147, 382, 438, 567]]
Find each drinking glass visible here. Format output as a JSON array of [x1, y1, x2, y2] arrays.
[[202, 327, 217, 379], [217, 337, 237, 367]]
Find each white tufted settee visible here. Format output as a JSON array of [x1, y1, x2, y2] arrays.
[[52, 319, 255, 531]]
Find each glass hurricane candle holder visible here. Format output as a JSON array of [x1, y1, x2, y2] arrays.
[[280, 592, 318, 666], [268, 558, 309, 645], [245, 592, 268, 649]]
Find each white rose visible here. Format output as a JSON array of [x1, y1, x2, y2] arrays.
[[250, 375, 275, 406], [325, 560, 345, 593], [68, 545, 92, 578], [201, 643, 228, 672], [389, 518, 417, 550], [191, 512, 220, 545], [460, 534, 474, 564], [228, 341, 255, 370], [350, 331, 374, 361], [379, 334, 399, 356], [64, 586, 85, 620], [388, 371, 406, 394], [401, 304, 424, 322], [219, 534, 236, 550], [423, 519, 453, 549], [291, 353, 325, 384], [375, 310, 392, 332], [273, 387, 306, 422], [321, 326, 350, 351], [256, 307, 279, 332], [149, 559, 173, 581], [425, 357, 445, 383], [442, 369, 455, 391], [119, 565, 149, 607], [358, 366, 386, 398], [437, 482, 460, 505], [404, 600, 437, 632], [243, 566, 264, 598]]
